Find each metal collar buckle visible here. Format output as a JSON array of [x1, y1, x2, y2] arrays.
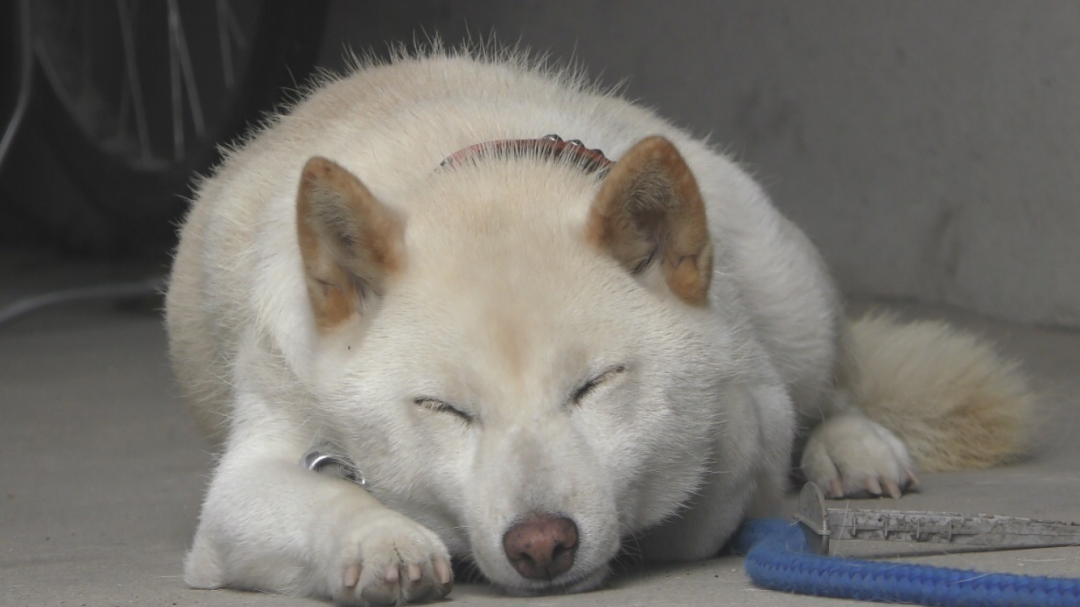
[[301, 447, 367, 487]]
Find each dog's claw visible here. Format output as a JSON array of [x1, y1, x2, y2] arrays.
[[381, 564, 399, 584], [905, 468, 920, 487], [865, 477, 883, 496], [828, 479, 845, 499], [434, 558, 452, 585], [343, 563, 362, 589], [883, 479, 902, 499]]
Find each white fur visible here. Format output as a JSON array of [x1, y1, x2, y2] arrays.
[[165, 47, 1031, 605]]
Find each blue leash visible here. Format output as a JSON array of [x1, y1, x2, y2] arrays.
[[732, 519, 1080, 607]]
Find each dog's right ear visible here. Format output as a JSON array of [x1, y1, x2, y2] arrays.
[[296, 157, 405, 330]]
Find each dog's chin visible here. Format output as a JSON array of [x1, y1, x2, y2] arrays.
[[495, 565, 609, 597]]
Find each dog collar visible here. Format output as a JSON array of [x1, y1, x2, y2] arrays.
[[438, 134, 613, 174]]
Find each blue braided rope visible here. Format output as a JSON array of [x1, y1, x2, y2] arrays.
[[732, 519, 1080, 607]]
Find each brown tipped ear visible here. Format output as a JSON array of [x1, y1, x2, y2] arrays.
[[586, 136, 713, 306], [296, 156, 405, 329]]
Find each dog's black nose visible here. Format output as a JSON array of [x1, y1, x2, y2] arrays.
[[502, 514, 579, 580]]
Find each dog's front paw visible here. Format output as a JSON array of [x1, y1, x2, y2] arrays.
[[800, 413, 918, 499], [327, 509, 453, 606]]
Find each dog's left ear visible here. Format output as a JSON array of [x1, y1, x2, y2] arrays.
[[586, 136, 713, 306]]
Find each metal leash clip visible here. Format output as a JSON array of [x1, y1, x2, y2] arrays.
[[301, 447, 367, 487]]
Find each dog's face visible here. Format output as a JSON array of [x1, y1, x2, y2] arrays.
[[299, 138, 742, 593]]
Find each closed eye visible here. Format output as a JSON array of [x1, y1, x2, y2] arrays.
[[414, 397, 473, 423], [569, 365, 626, 406]]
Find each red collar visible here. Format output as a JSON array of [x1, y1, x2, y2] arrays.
[[438, 134, 613, 174]]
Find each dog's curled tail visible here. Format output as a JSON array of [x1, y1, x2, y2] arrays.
[[847, 313, 1036, 473]]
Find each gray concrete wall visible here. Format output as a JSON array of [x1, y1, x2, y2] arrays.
[[320, 1, 1080, 327]]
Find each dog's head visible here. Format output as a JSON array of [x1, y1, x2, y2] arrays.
[[296, 136, 753, 594]]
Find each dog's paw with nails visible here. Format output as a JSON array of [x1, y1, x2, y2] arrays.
[[801, 413, 919, 499], [327, 509, 453, 606]]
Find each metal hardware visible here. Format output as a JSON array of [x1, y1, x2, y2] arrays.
[[796, 483, 1080, 555], [301, 447, 367, 487]]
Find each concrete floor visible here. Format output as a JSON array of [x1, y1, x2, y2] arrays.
[[2, 254, 1079, 607]]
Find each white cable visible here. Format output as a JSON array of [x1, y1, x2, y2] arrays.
[[0, 276, 166, 327]]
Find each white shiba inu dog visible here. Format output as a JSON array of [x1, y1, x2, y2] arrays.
[[165, 47, 1033, 606]]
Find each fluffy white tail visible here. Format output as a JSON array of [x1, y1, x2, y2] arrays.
[[848, 314, 1035, 472]]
